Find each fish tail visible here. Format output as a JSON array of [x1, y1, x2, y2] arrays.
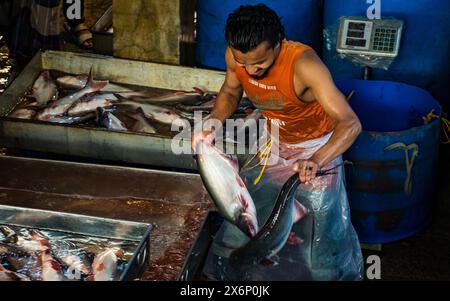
[[86, 67, 108, 92]]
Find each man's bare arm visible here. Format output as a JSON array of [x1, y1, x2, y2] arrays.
[[208, 48, 244, 124], [191, 48, 243, 151], [295, 50, 362, 168]]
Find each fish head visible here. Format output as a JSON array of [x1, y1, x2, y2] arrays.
[[236, 211, 258, 238]]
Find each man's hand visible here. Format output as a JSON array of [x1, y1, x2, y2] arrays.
[[293, 159, 319, 183], [191, 129, 216, 153]]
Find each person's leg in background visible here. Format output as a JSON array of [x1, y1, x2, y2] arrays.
[[62, 0, 93, 49], [7, 0, 60, 70]]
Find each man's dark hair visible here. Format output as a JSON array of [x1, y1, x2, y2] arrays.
[[225, 4, 285, 53]]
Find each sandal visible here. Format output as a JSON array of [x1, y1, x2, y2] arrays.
[[64, 22, 93, 50]]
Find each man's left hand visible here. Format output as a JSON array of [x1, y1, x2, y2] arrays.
[[293, 159, 319, 183]]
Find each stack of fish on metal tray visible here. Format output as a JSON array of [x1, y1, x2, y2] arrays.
[[7, 68, 256, 135], [0, 225, 127, 281]]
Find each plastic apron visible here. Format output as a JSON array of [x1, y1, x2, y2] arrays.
[[202, 130, 364, 281]]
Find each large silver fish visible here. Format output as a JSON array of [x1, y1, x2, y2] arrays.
[[118, 101, 186, 127], [31, 70, 57, 106], [57, 74, 153, 98], [195, 140, 258, 237], [67, 93, 117, 116], [130, 88, 208, 105], [41, 112, 96, 124], [96, 107, 128, 131], [90, 247, 124, 281], [129, 108, 156, 134], [40, 249, 64, 281], [0, 226, 41, 253], [30, 230, 64, 281], [58, 254, 91, 277], [36, 70, 108, 120]]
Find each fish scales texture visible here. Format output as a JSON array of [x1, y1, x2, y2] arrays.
[[196, 141, 258, 238]]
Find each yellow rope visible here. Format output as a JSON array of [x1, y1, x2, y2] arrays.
[[423, 109, 450, 144], [241, 138, 273, 185], [252, 139, 273, 185], [241, 137, 272, 170]]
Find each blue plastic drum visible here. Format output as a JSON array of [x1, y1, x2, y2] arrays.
[[337, 80, 441, 243], [196, 0, 323, 70]]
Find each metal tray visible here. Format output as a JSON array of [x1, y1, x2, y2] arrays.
[[0, 204, 152, 281], [0, 50, 230, 170], [0, 154, 212, 280]]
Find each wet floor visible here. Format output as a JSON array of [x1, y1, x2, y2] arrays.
[[0, 187, 212, 281]]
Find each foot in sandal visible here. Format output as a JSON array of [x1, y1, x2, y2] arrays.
[[64, 22, 93, 50]]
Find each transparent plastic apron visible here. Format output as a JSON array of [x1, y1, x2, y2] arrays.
[[203, 130, 364, 281]]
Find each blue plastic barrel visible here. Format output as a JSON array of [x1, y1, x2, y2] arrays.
[[196, 0, 323, 70], [336, 80, 441, 243], [323, 0, 450, 108]]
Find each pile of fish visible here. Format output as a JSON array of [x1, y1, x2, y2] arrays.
[[0, 225, 130, 281], [7, 68, 255, 135]]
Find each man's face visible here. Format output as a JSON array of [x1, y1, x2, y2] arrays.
[[231, 41, 280, 79]]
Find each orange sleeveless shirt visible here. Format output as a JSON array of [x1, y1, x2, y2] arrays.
[[235, 40, 336, 144]]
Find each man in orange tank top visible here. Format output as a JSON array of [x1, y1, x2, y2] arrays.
[[196, 4, 364, 281]]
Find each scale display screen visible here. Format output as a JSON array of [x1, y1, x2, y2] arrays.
[[336, 17, 403, 57]]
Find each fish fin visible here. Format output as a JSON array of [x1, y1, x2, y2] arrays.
[[86, 66, 108, 91], [223, 154, 240, 173], [287, 232, 304, 245], [292, 199, 309, 224]]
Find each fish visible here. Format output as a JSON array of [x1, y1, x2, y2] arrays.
[[228, 173, 302, 268], [29, 230, 51, 252], [0, 264, 31, 281], [195, 140, 258, 237], [0, 242, 31, 258], [29, 230, 64, 281], [0, 226, 18, 244], [90, 247, 124, 281], [117, 101, 186, 127], [128, 88, 208, 105], [96, 107, 128, 131], [175, 97, 216, 112], [67, 93, 117, 116], [38, 112, 96, 124], [57, 74, 153, 98], [40, 249, 64, 281], [36, 69, 108, 120], [129, 108, 156, 134], [0, 227, 42, 253], [31, 70, 58, 106], [59, 254, 91, 277]]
